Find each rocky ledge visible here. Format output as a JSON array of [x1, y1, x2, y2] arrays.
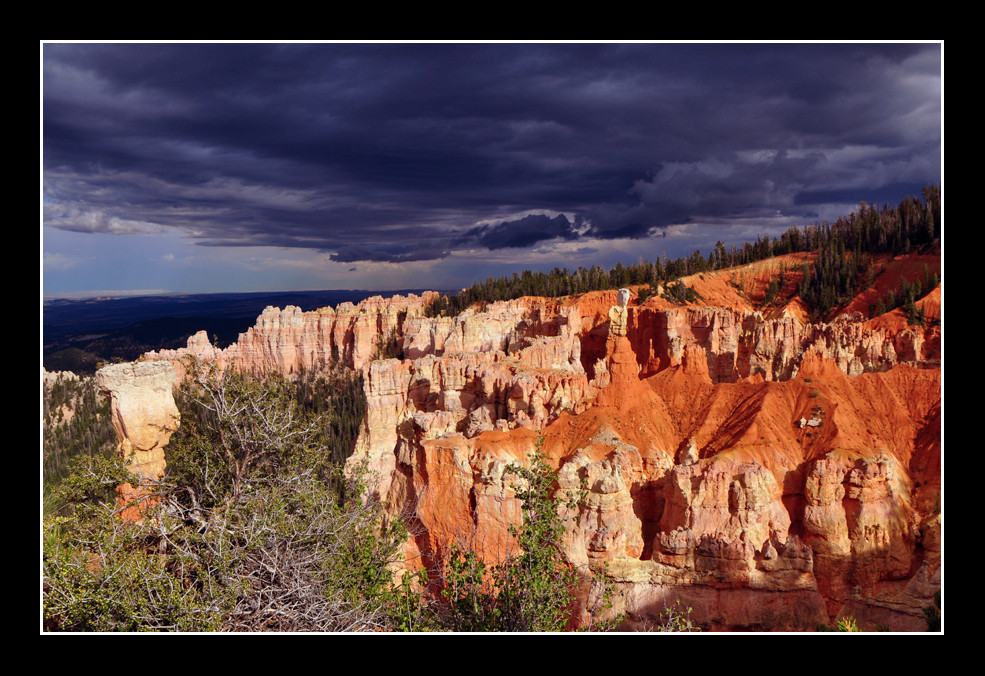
[[98, 286, 941, 630]]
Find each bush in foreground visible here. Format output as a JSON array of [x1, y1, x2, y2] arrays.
[[43, 363, 624, 632], [43, 360, 407, 632], [431, 436, 579, 632]]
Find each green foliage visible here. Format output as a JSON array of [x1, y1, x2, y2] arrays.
[[439, 542, 499, 631], [836, 616, 861, 632], [816, 616, 862, 632], [581, 563, 624, 632], [44, 522, 224, 631], [661, 280, 703, 306], [762, 270, 786, 307], [422, 185, 940, 320], [43, 454, 224, 631], [655, 599, 701, 632], [798, 189, 941, 322], [497, 437, 579, 631], [51, 453, 136, 508], [165, 360, 365, 507], [389, 567, 433, 632], [375, 328, 404, 361], [42, 374, 118, 512], [869, 266, 938, 325], [923, 590, 941, 631], [762, 279, 780, 306], [433, 434, 579, 631], [903, 297, 926, 327], [293, 364, 366, 467], [164, 360, 310, 506], [43, 359, 411, 632]]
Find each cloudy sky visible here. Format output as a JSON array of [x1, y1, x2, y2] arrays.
[[42, 42, 942, 297]]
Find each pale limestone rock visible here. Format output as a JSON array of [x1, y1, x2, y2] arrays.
[[676, 438, 699, 466], [95, 361, 179, 480], [608, 288, 630, 337], [803, 452, 919, 614], [144, 292, 439, 377], [110, 286, 940, 630], [42, 369, 79, 387]]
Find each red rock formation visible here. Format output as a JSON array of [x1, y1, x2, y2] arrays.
[[370, 296, 937, 630], [101, 261, 940, 630]]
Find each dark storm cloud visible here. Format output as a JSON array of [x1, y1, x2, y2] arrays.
[[457, 213, 580, 250], [43, 42, 941, 264]]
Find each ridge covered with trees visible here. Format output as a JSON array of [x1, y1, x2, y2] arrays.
[[427, 185, 941, 323]]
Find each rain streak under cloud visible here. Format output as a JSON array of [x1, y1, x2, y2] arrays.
[[42, 42, 942, 295]]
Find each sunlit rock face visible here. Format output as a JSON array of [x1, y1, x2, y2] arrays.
[[95, 361, 180, 481], [144, 292, 442, 379], [94, 361, 180, 519], [116, 280, 940, 630]]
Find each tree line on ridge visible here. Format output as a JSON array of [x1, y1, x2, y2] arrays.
[[426, 185, 941, 324]]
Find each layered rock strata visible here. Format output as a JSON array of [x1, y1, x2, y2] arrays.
[[102, 285, 940, 630], [144, 292, 441, 379]]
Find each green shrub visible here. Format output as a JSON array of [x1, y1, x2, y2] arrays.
[[662, 281, 703, 306], [375, 329, 403, 360], [496, 437, 580, 631], [433, 434, 580, 631], [923, 591, 941, 631], [656, 599, 701, 632], [42, 374, 117, 512], [816, 616, 862, 632], [836, 617, 861, 632], [43, 359, 411, 632]]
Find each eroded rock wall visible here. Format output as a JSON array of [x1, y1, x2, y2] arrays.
[[104, 287, 940, 630], [621, 305, 939, 384], [144, 292, 441, 378], [349, 295, 939, 631]]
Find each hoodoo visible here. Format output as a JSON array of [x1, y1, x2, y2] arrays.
[[91, 256, 941, 631]]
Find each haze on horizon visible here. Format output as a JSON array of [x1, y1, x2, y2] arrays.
[[42, 42, 942, 298]]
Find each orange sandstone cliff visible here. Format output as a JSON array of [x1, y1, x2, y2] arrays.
[[100, 262, 941, 631]]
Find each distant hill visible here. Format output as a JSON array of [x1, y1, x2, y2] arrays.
[[42, 289, 431, 374]]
